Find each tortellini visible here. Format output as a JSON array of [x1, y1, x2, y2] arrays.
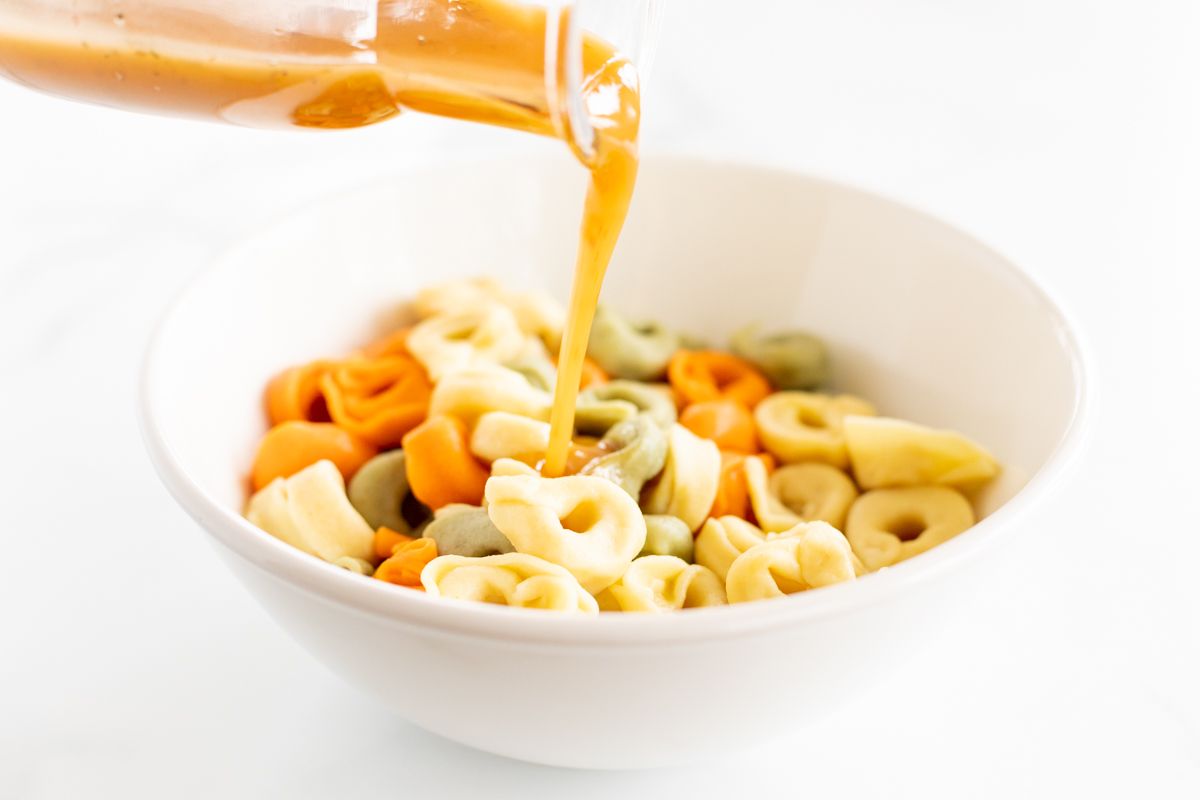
[[422, 504, 515, 557], [407, 305, 528, 381], [843, 415, 1000, 491], [642, 424, 721, 532], [580, 414, 668, 499], [414, 277, 565, 350], [575, 380, 677, 435], [469, 411, 551, 465], [730, 325, 830, 391], [598, 556, 726, 612], [485, 472, 647, 593], [639, 515, 694, 561], [586, 304, 682, 381], [748, 460, 859, 531], [694, 515, 768, 581], [743, 455, 804, 534], [428, 364, 551, 428], [347, 449, 427, 534], [725, 521, 858, 604], [245, 459, 374, 563], [422, 553, 598, 612], [754, 391, 876, 468], [333, 556, 376, 575], [844, 486, 975, 570]]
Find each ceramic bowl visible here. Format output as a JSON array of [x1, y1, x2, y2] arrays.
[[141, 155, 1087, 769]]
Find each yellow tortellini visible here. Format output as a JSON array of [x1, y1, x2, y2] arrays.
[[754, 391, 877, 468], [428, 364, 552, 428], [580, 414, 668, 499], [642, 424, 721, 532], [725, 521, 858, 604], [730, 325, 830, 391], [245, 459, 374, 563], [414, 277, 566, 350], [844, 486, 975, 570], [332, 556, 375, 575], [407, 305, 529, 381], [586, 304, 683, 381], [694, 515, 768, 581], [421, 553, 598, 612], [598, 556, 726, 612], [574, 380, 677, 435], [746, 460, 859, 531], [843, 415, 1000, 491], [742, 456, 804, 534], [469, 411, 551, 465], [484, 472, 647, 593]]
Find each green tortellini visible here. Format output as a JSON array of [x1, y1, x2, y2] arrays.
[[580, 414, 668, 499], [730, 325, 830, 391], [422, 505, 515, 558], [586, 305, 682, 381], [347, 449, 428, 534], [638, 515, 694, 562], [575, 380, 677, 436]]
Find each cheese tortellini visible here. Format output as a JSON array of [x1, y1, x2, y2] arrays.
[[246, 278, 1004, 615], [725, 521, 858, 604], [469, 411, 551, 465], [485, 472, 647, 593], [844, 486, 975, 570], [407, 305, 528, 381], [246, 459, 375, 563], [428, 364, 551, 428], [422, 553, 598, 612], [414, 277, 565, 350], [599, 556, 726, 612], [754, 391, 876, 468], [642, 424, 721, 532]]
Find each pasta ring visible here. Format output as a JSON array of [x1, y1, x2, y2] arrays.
[[725, 521, 858, 603], [694, 515, 768, 581], [768, 462, 859, 530], [754, 391, 876, 468], [843, 415, 1000, 491], [598, 556, 726, 612], [485, 473, 646, 593], [844, 486, 975, 570], [407, 305, 528, 381], [422, 553, 599, 612]]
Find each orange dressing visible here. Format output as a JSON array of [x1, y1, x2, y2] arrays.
[[0, 0, 639, 473]]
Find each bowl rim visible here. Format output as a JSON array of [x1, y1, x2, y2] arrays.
[[139, 153, 1092, 647]]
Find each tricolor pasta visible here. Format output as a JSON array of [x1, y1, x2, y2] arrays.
[[243, 277, 1002, 613]]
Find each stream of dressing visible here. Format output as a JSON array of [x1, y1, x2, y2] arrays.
[[0, 0, 640, 474]]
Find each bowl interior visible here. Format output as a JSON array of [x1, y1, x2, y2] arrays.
[[145, 155, 1082, 592]]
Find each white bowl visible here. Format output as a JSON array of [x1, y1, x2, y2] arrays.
[[141, 155, 1087, 770]]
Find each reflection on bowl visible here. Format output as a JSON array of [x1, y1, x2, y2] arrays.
[[141, 156, 1087, 769]]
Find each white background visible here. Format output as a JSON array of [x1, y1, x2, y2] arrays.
[[2, 1, 1199, 797]]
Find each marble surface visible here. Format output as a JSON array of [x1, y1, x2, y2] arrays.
[[2, 1, 1198, 796]]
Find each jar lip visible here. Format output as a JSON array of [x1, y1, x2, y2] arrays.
[[544, 1, 597, 166]]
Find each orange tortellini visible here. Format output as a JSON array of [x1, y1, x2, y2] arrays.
[[243, 278, 1002, 614]]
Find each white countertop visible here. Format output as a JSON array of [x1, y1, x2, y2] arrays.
[[2, 1, 1198, 796]]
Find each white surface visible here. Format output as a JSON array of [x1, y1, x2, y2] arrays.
[[141, 157, 1085, 768], [0, 0, 1197, 795]]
